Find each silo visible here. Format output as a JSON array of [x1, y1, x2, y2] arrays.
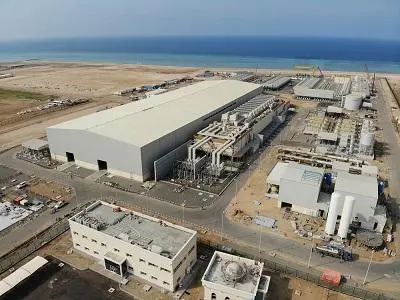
[[343, 94, 362, 111], [337, 195, 355, 239], [325, 192, 341, 235], [360, 132, 374, 148]]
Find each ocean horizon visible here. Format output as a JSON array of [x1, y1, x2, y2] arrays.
[[1, 36, 400, 73]]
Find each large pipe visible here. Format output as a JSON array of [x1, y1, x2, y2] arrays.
[[337, 195, 355, 239], [325, 192, 341, 235]]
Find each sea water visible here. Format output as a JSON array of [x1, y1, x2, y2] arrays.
[[0, 36, 399, 73]]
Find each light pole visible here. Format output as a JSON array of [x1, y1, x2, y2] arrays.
[[363, 250, 374, 285], [220, 210, 225, 242], [181, 201, 186, 224], [307, 236, 314, 268], [258, 205, 262, 253]]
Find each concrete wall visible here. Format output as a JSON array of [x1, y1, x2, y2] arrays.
[[332, 190, 377, 223], [279, 178, 321, 210], [47, 128, 144, 181], [203, 282, 254, 300], [69, 219, 196, 292]]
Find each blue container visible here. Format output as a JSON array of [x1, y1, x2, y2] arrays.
[[324, 173, 332, 186], [378, 181, 384, 195]]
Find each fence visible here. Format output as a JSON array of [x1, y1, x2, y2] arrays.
[[200, 239, 396, 300], [0, 220, 69, 274], [0, 202, 90, 274]]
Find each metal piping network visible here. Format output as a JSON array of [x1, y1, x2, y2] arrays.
[[188, 136, 212, 162], [215, 140, 236, 167]]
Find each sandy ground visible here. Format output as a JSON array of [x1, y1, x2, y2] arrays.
[[0, 101, 119, 152], [28, 178, 72, 202], [41, 231, 356, 300], [0, 63, 201, 97]]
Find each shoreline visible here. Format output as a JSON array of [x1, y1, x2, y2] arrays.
[[9, 60, 400, 78]]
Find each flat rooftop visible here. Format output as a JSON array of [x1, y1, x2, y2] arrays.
[[282, 162, 324, 186], [335, 172, 378, 198], [202, 251, 263, 296], [0, 202, 32, 232], [49, 80, 261, 147], [71, 201, 195, 258]]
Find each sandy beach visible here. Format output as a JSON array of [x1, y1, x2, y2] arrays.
[[1, 61, 399, 98]]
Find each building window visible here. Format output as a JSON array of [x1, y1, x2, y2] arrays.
[[174, 260, 183, 272], [82, 235, 87, 239], [128, 266, 133, 271], [139, 258, 145, 263], [84, 247, 89, 251], [151, 276, 157, 280], [225, 297, 230, 300], [211, 293, 216, 300], [75, 243, 80, 247], [114, 248, 120, 252], [140, 271, 146, 276], [160, 267, 171, 273], [127, 253, 132, 257], [148, 262, 158, 268], [101, 243, 106, 247], [163, 281, 169, 286], [91, 239, 97, 243], [188, 245, 195, 255], [94, 251, 99, 255], [73, 231, 78, 235]]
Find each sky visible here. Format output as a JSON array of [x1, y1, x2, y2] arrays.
[[0, 0, 399, 41]]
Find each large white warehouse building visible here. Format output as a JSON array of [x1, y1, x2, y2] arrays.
[[69, 201, 197, 292], [47, 80, 263, 181]]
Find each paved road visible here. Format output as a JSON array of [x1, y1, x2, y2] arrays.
[[1, 84, 400, 294]]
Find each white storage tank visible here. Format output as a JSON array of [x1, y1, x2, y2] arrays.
[[343, 94, 362, 111], [325, 192, 341, 235], [360, 132, 374, 148], [337, 195, 355, 239]]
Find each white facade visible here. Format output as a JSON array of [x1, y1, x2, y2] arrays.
[[69, 201, 197, 292], [48, 80, 262, 182], [267, 161, 386, 233], [202, 251, 269, 300]]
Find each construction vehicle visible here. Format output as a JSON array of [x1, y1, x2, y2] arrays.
[[314, 243, 353, 261]]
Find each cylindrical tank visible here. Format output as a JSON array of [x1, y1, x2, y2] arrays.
[[343, 94, 362, 111], [337, 195, 355, 239], [360, 132, 374, 147], [324, 173, 332, 186], [378, 182, 384, 195], [325, 192, 341, 235]]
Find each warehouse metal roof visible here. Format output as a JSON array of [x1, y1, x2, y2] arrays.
[[266, 162, 289, 185], [281, 162, 324, 186], [49, 80, 261, 147], [335, 172, 378, 198]]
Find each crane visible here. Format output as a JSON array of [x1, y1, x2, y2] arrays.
[[317, 66, 324, 78]]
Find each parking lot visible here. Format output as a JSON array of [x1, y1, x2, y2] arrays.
[[2, 256, 131, 300]]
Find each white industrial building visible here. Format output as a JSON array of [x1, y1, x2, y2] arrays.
[[266, 162, 386, 234], [69, 201, 197, 292], [294, 77, 351, 101], [202, 251, 270, 300], [47, 80, 263, 182]]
